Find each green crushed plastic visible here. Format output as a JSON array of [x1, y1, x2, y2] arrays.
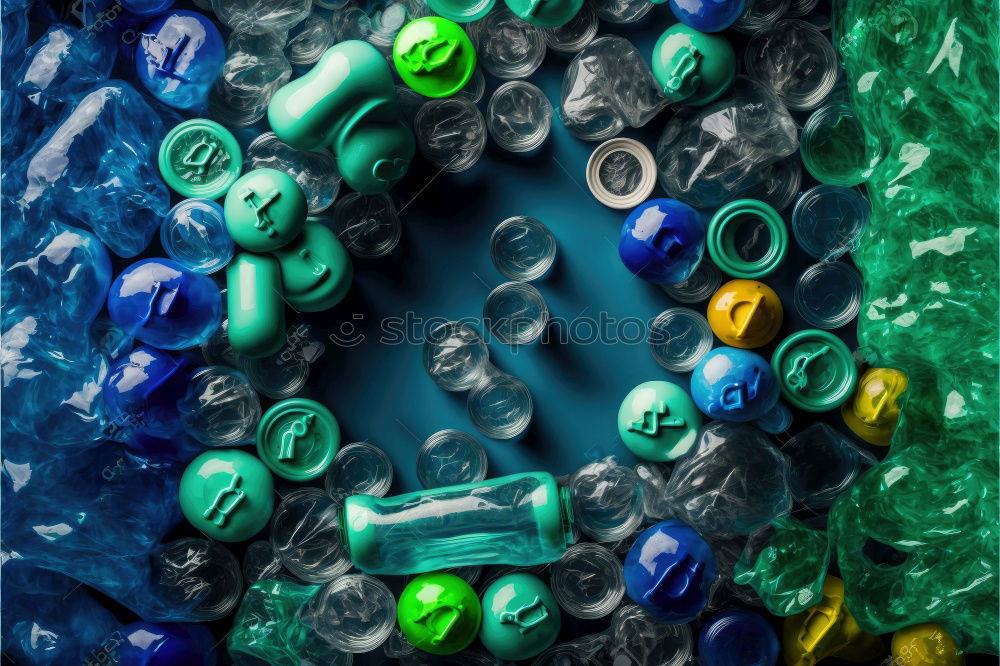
[[227, 579, 349, 666], [733, 516, 830, 617], [830, 0, 999, 654]]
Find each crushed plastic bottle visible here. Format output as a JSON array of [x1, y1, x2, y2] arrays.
[[6, 82, 170, 257], [559, 36, 668, 141], [655, 77, 798, 208]]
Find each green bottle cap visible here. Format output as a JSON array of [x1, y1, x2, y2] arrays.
[[226, 253, 287, 358], [772, 329, 859, 412], [224, 168, 308, 253], [652, 24, 736, 106], [270, 219, 353, 313], [707, 199, 789, 279], [617, 380, 703, 462], [158, 119, 242, 199], [503, 0, 583, 27], [424, 0, 495, 23], [479, 573, 561, 661], [398, 572, 483, 655], [179, 449, 274, 542], [256, 398, 341, 481], [393, 18, 477, 98]]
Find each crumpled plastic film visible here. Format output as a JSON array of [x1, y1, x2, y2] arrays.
[[829, 0, 999, 653], [733, 516, 830, 617]]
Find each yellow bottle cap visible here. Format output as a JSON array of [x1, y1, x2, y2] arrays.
[[782, 576, 883, 666], [841, 367, 908, 446], [707, 279, 783, 349], [891, 623, 965, 666]]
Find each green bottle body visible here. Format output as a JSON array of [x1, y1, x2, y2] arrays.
[[226, 253, 286, 358], [341, 471, 576, 575]]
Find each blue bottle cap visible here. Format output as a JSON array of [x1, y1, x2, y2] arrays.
[[669, 0, 747, 32], [104, 345, 190, 445], [698, 608, 780, 666], [134, 10, 224, 111], [623, 519, 717, 623], [115, 621, 217, 665], [619, 198, 706, 285], [690, 347, 780, 422], [107, 258, 222, 351]]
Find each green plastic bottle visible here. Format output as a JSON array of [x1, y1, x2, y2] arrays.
[[341, 471, 576, 575], [267, 41, 414, 195]]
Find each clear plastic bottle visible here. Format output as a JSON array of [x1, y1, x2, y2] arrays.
[[341, 471, 576, 574]]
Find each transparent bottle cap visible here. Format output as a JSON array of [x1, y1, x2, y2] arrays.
[[585, 138, 657, 210], [786, 0, 820, 18], [476, 7, 546, 79], [483, 281, 549, 345], [417, 429, 488, 488], [415, 98, 487, 173], [733, 0, 791, 33], [550, 543, 626, 619], [542, 3, 598, 53], [455, 67, 486, 103], [801, 102, 880, 187], [238, 352, 309, 400], [570, 458, 645, 542], [487, 81, 553, 153], [300, 573, 397, 653], [648, 308, 715, 373], [739, 154, 802, 212], [270, 488, 352, 583], [467, 370, 533, 439], [247, 132, 342, 215], [793, 261, 863, 329], [744, 19, 838, 110], [792, 185, 871, 260], [490, 216, 557, 281], [325, 442, 394, 502], [422, 321, 490, 391], [331, 192, 401, 258], [662, 259, 724, 304]]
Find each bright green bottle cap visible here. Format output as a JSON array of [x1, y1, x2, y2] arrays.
[[179, 449, 274, 542], [256, 398, 341, 481], [772, 329, 859, 413], [224, 168, 307, 253], [424, 0, 494, 23], [652, 24, 735, 106], [617, 380, 703, 462], [393, 18, 476, 98], [270, 219, 353, 313], [158, 119, 242, 199], [479, 573, 560, 661], [398, 572, 482, 655], [707, 199, 789, 279], [503, 0, 583, 27]]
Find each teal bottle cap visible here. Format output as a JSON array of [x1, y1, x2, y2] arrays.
[[393, 17, 477, 98], [772, 329, 858, 412], [224, 168, 308, 253], [158, 119, 242, 199], [271, 219, 353, 313], [503, 0, 583, 27], [479, 573, 561, 661], [424, 0, 495, 22], [179, 449, 274, 542], [708, 199, 789, 279], [256, 398, 341, 481], [652, 24, 736, 106], [398, 572, 483, 655], [617, 380, 703, 461]]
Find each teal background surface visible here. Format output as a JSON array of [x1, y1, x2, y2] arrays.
[[300, 4, 857, 494]]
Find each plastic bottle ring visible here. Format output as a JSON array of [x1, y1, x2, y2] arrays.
[[707, 199, 788, 279]]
